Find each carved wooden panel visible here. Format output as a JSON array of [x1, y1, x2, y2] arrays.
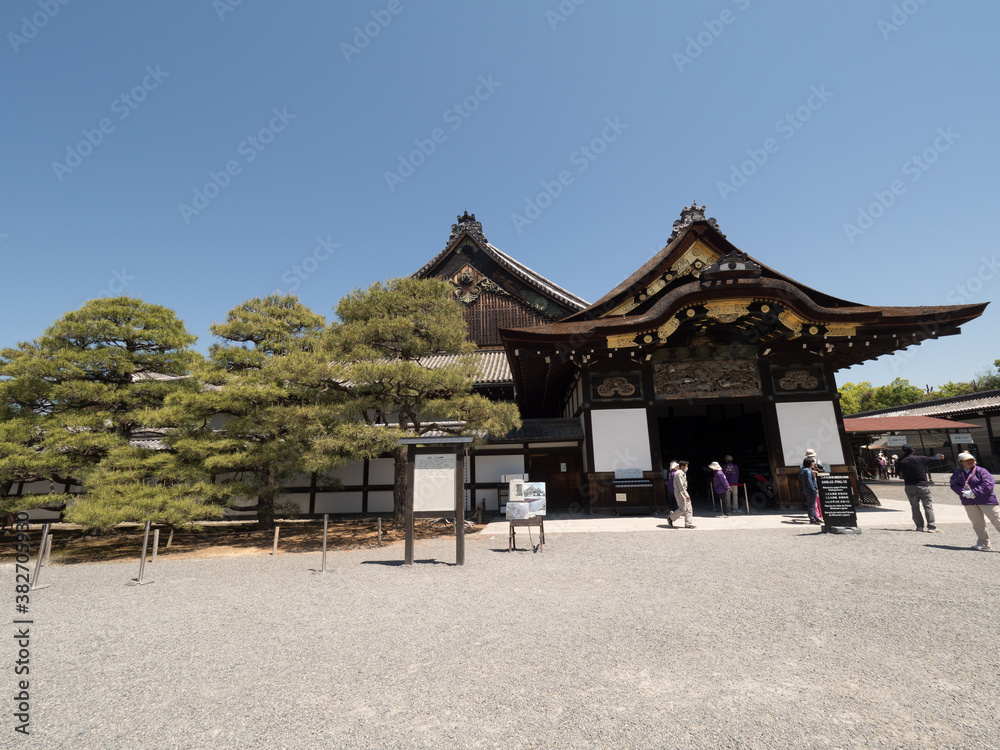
[[654, 360, 761, 399]]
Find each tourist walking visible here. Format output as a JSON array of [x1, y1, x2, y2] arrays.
[[710, 461, 731, 516], [722, 455, 741, 513], [895, 444, 944, 532], [949, 452, 1000, 551], [664, 460, 679, 512], [799, 457, 822, 524], [667, 460, 695, 529]]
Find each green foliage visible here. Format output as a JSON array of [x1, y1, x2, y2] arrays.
[[838, 377, 926, 415], [154, 294, 344, 530], [326, 278, 521, 519], [0, 297, 213, 528]]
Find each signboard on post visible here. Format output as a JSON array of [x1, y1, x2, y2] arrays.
[[885, 435, 908, 446], [413, 453, 456, 513], [399, 436, 474, 566], [950, 433, 974, 444], [817, 474, 860, 535]]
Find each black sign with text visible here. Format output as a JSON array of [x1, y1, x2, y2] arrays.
[[818, 474, 858, 529]]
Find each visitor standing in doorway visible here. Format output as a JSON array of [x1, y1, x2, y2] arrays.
[[949, 452, 1000, 551], [896, 444, 944, 532], [709, 461, 731, 517], [722, 455, 741, 513], [667, 461, 695, 529]]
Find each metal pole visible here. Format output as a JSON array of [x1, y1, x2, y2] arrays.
[[151, 529, 160, 566], [320, 514, 328, 573], [377, 516, 382, 547], [29, 523, 51, 591], [42, 533, 52, 567], [272, 527, 280, 555]]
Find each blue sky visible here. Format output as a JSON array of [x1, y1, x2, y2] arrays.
[[2, 1, 997, 391]]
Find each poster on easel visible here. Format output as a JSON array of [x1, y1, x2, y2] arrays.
[[508, 481, 546, 518]]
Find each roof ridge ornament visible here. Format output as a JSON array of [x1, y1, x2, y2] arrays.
[[447, 210, 489, 248], [667, 201, 725, 244]]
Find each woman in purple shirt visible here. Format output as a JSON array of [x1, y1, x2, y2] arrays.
[[949, 451, 1000, 551]]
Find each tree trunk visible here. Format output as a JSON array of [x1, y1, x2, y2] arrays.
[[392, 446, 408, 525], [257, 471, 277, 531]]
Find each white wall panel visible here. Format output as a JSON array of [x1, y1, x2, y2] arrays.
[[367, 491, 394, 512], [774, 401, 845, 467], [368, 458, 395, 485], [591, 408, 652, 472], [320, 461, 364, 486], [315, 492, 363, 514], [475, 454, 525, 483]]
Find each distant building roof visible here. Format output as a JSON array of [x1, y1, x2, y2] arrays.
[[852, 390, 1000, 420], [843, 416, 979, 433]]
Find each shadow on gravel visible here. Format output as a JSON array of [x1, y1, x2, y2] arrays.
[[924, 544, 991, 552], [360, 559, 456, 567]]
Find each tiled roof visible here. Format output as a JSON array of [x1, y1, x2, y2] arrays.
[[494, 418, 585, 443], [843, 416, 979, 432], [419, 350, 512, 386]]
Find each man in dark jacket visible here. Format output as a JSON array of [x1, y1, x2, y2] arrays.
[[895, 444, 944, 532]]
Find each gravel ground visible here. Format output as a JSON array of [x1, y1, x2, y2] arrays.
[[8, 518, 1000, 749]]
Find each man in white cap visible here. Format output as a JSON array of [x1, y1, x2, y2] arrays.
[[667, 460, 695, 529], [949, 452, 1000, 551]]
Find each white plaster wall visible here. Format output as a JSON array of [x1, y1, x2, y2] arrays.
[[315, 492, 363, 514], [775, 401, 846, 467], [368, 458, 395, 485], [591, 408, 652, 472], [367, 491, 394, 512], [320, 461, 364, 486], [475, 454, 526, 483]]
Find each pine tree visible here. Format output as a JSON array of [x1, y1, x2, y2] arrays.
[[325, 278, 521, 521], [0, 297, 206, 527], [156, 295, 346, 530]]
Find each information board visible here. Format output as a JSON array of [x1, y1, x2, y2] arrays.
[[413, 453, 456, 513], [817, 474, 858, 530]]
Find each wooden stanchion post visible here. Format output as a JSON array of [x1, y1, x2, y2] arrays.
[[130, 521, 154, 586], [29, 523, 51, 591], [320, 515, 328, 573], [272, 526, 280, 555]]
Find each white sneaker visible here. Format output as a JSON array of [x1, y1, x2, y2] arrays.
[[971, 543, 992, 551]]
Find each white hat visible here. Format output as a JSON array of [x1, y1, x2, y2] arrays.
[[669, 461, 678, 469], [957, 452, 975, 461], [891, 455, 897, 459], [804, 449, 817, 457], [708, 461, 722, 470]]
